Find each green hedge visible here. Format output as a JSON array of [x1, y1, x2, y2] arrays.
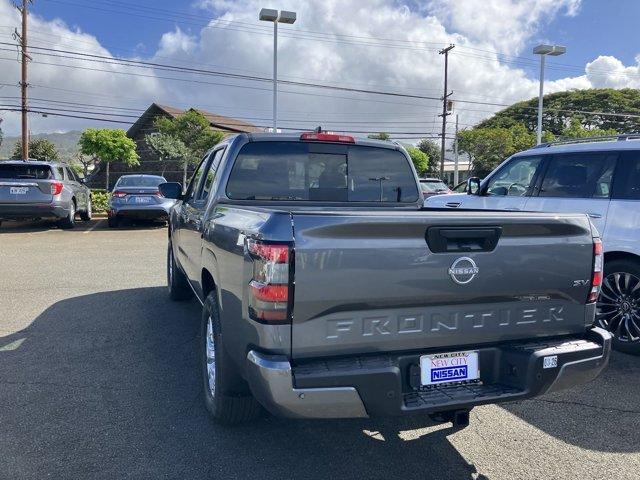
[[91, 189, 110, 213]]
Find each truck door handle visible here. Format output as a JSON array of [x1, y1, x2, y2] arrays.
[[588, 213, 602, 219], [445, 202, 461, 208]]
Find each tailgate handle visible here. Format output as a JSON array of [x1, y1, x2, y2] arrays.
[[426, 227, 502, 253]]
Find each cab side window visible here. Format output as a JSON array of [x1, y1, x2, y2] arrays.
[[184, 154, 210, 203], [485, 156, 543, 197], [199, 148, 225, 202], [539, 153, 616, 199], [613, 151, 640, 200]]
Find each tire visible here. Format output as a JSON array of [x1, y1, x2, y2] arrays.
[[597, 258, 640, 355], [167, 241, 192, 301], [107, 216, 119, 228], [80, 197, 92, 221], [201, 291, 262, 425], [59, 200, 76, 229]]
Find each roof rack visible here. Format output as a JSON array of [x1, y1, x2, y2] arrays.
[[534, 134, 640, 148]]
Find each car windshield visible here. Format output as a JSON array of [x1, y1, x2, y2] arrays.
[[0, 164, 53, 179], [420, 180, 448, 193], [116, 176, 166, 187], [226, 141, 419, 203]]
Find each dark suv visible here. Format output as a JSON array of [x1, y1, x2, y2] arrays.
[[0, 160, 92, 229]]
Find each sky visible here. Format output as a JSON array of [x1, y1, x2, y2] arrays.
[[1, 0, 640, 141]]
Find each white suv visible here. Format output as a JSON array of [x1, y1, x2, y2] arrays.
[[425, 136, 640, 355]]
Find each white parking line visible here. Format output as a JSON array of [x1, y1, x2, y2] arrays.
[[84, 219, 105, 233]]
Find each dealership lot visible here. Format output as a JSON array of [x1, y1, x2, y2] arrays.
[[1, 220, 639, 480]]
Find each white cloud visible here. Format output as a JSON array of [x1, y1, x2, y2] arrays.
[[0, 0, 638, 145], [157, 27, 197, 57], [426, 0, 582, 55], [0, 0, 164, 137]]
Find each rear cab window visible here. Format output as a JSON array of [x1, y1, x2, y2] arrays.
[[0, 164, 54, 180], [226, 141, 419, 203]]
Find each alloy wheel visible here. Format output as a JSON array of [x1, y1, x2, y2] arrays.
[[597, 272, 640, 343]]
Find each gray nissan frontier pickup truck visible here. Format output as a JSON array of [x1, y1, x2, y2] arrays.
[[159, 131, 612, 426]]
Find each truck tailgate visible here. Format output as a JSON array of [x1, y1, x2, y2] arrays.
[[291, 211, 595, 359]]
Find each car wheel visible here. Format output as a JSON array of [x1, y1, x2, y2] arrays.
[[80, 198, 92, 221], [167, 241, 192, 301], [201, 291, 262, 424], [597, 258, 640, 355], [107, 216, 119, 228], [59, 200, 76, 229]]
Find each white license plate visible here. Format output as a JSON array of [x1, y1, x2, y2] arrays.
[[420, 350, 480, 386], [9, 187, 28, 195], [133, 196, 151, 204]]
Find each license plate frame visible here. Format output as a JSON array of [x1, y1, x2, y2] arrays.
[[9, 186, 28, 195], [420, 350, 480, 386]]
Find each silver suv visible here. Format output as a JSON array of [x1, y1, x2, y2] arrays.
[[0, 160, 92, 229], [425, 135, 640, 355]]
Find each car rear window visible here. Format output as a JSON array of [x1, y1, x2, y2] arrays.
[[226, 142, 419, 203], [116, 176, 166, 187], [0, 164, 53, 180], [420, 181, 448, 193]]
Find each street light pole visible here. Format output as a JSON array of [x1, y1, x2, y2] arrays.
[[260, 8, 296, 132], [536, 53, 545, 146], [533, 44, 566, 145], [272, 19, 278, 132]]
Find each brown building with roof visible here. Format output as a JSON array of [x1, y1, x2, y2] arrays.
[[90, 103, 261, 188]]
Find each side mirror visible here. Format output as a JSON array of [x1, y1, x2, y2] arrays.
[[79, 178, 86, 185], [467, 177, 481, 195], [159, 182, 183, 200]]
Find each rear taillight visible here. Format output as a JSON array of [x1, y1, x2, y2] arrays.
[[155, 190, 163, 197], [112, 190, 128, 198], [247, 238, 291, 323], [300, 132, 355, 143], [50, 181, 63, 196], [588, 238, 603, 303]]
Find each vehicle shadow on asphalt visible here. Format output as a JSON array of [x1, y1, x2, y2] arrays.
[[502, 349, 640, 453], [1, 287, 637, 478]]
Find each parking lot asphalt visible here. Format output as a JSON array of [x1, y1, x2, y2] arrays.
[[1, 219, 639, 480]]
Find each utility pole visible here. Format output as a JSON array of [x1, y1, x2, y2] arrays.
[[454, 114, 459, 186], [438, 44, 454, 180], [15, 0, 32, 161]]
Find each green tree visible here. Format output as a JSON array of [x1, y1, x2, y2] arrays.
[[78, 128, 139, 190], [367, 132, 391, 141], [11, 138, 60, 161], [144, 132, 190, 176], [416, 139, 441, 174], [477, 88, 640, 135], [406, 147, 429, 176], [559, 117, 617, 139], [457, 124, 541, 176], [71, 152, 99, 179], [153, 110, 223, 185]]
